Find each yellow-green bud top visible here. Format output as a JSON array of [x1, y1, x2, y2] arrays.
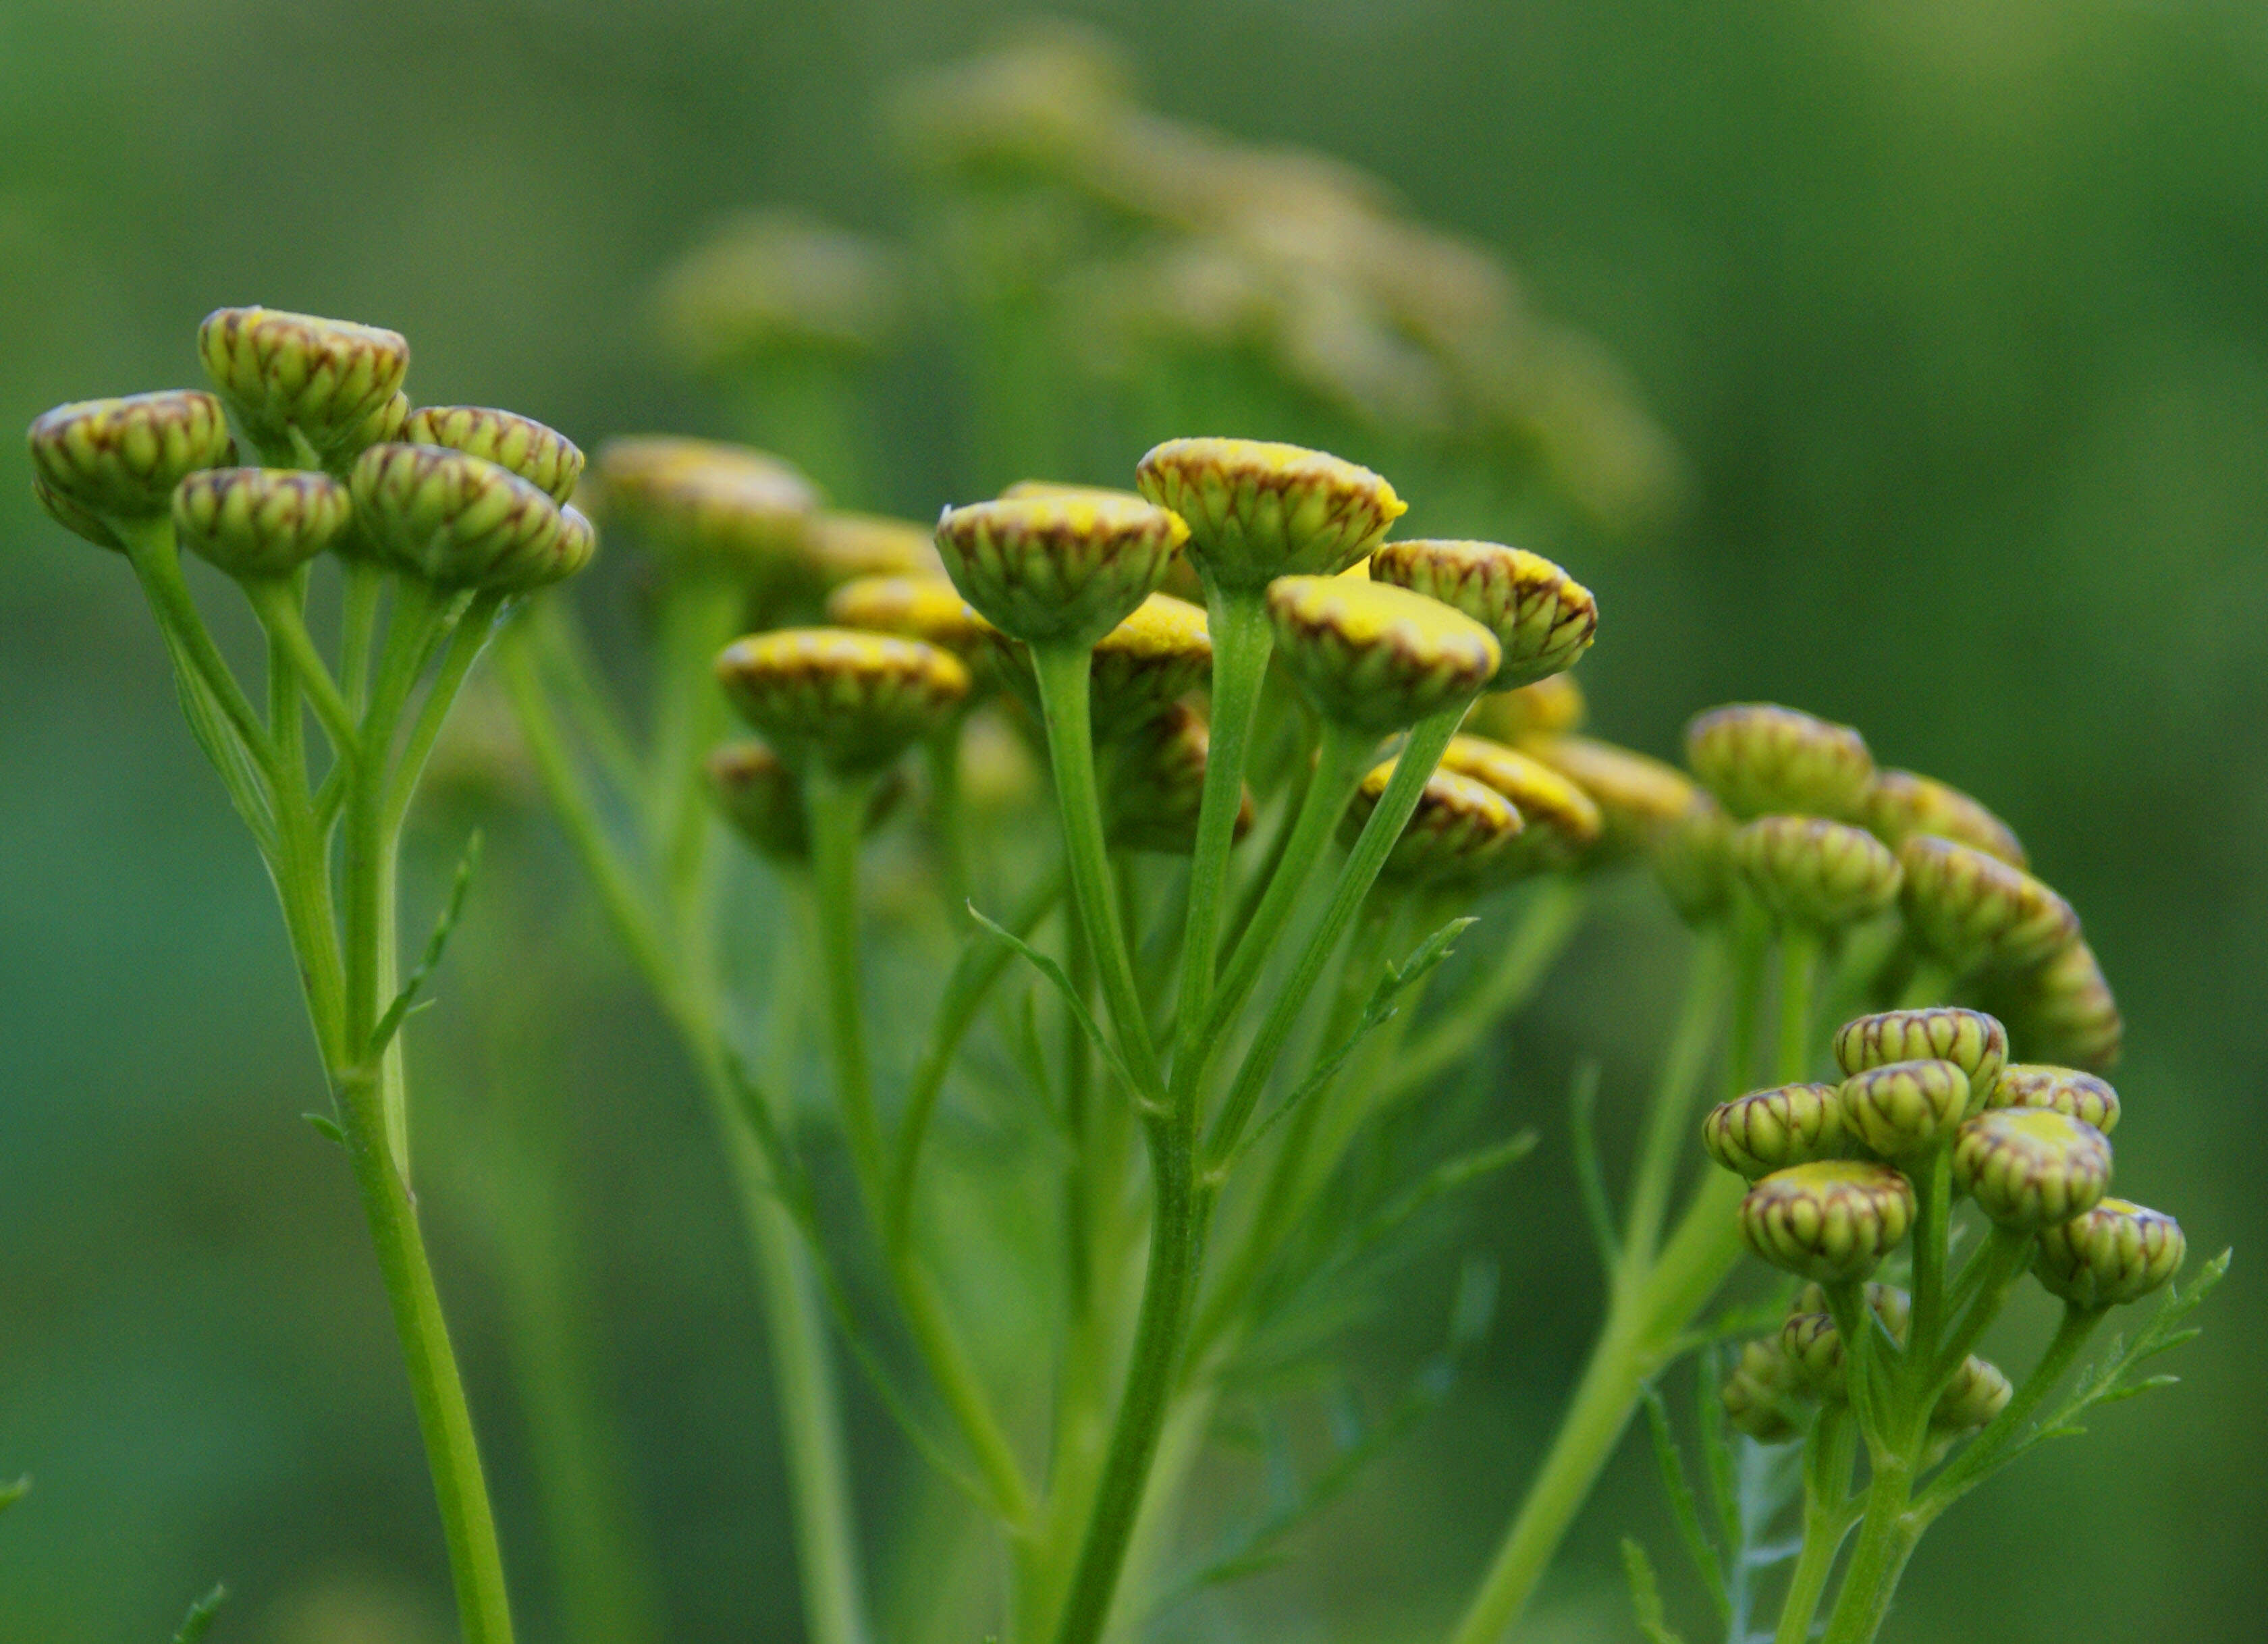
[[1704, 1083, 1847, 1180], [716, 627, 970, 775], [1721, 1338, 1806, 1442], [1837, 1058, 1972, 1159], [1834, 1008, 2009, 1116], [28, 391, 236, 521], [1346, 762, 1523, 884], [1653, 793, 1737, 925], [1135, 437, 1404, 591], [1731, 814, 1902, 929], [172, 468, 352, 580], [1931, 1356, 2013, 1431], [1899, 835, 2080, 977], [1685, 703, 1874, 821], [1990, 1064, 2120, 1134], [1436, 736, 1602, 872], [825, 574, 997, 672], [1264, 576, 1499, 733], [1953, 1108, 2112, 1231], [402, 406, 585, 505], [1462, 673, 1586, 745], [1863, 768, 2027, 869], [197, 307, 410, 460], [1368, 538, 1597, 689], [1740, 1160, 1915, 1283], [597, 437, 819, 583], [350, 443, 576, 590], [2034, 1197, 2185, 1308], [935, 493, 1187, 649], [1526, 736, 1697, 864], [1104, 703, 1254, 855]]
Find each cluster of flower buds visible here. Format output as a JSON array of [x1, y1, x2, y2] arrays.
[[28, 307, 596, 599]]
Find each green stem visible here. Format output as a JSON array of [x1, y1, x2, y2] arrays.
[[1905, 1148, 1955, 1388], [1935, 1225, 2035, 1382], [1621, 925, 1733, 1265], [339, 557, 384, 715], [119, 518, 276, 765], [1914, 1304, 2103, 1515], [1777, 925, 1820, 1084], [385, 591, 506, 836], [244, 574, 360, 757], [1817, 1456, 1916, 1644], [1775, 1408, 1858, 1644], [925, 725, 971, 918]]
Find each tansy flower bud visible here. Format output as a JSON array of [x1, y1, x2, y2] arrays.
[[1931, 1356, 2012, 1431], [1989, 1064, 2120, 1134], [348, 389, 412, 456], [2034, 1198, 2184, 1308], [1953, 1108, 2111, 1231], [1436, 736, 1601, 872], [1899, 835, 2079, 977], [1834, 1008, 2008, 1115], [1704, 1083, 1847, 1180], [1368, 539, 1598, 690], [1685, 703, 1874, 822], [1526, 736, 1697, 864], [707, 741, 901, 861], [350, 443, 574, 590], [982, 591, 1212, 734], [1462, 674, 1585, 746], [197, 307, 409, 460], [1264, 576, 1499, 734], [934, 493, 1187, 649], [1135, 437, 1403, 591], [1862, 769, 2026, 869], [809, 512, 945, 584], [172, 468, 352, 580], [597, 436, 818, 584], [716, 627, 970, 776], [1780, 1285, 1910, 1399], [497, 503, 597, 593], [1731, 815, 1902, 929], [28, 391, 236, 520], [1739, 1160, 1915, 1283], [1345, 762, 1523, 885], [825, 574, 998, 674], [402, 406, 585, 505], [1838, 1059, 1971, 1159], [1104, 703, 1255, 854], [30, 474, 126, 550], [1003, 481, 1206, 599], [1990, 939, 2123, 1070], [1653, 794, 1736, 925], [1721, 1338, 1806, 1442]]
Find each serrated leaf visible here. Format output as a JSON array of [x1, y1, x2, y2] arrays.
[[370, 830, 482, 1056], [171, 1585, 227, 1644], [968, 902, 1146, 1106], [1642, 1385, 1730, 1623], [1568, 1060, 1617, 1273], [0, 1475, 28, 1516], [300, 1112, 346, 1147], [1620, 1538, 1686, 1644]]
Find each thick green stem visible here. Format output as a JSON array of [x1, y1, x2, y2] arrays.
[[1818, 1457, 1917, 1644], [1905, 1149, 1955, 1386], [1775, 1408, 1858, 1644], [1777, 925, 1820, 1084], [925, 725, 972, 918], [1622, 925, 1733, 1265], [245, 574, 360, 757]]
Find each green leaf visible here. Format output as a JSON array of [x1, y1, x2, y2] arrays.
[[1619, 1538, 1687, 1644], [1568, 1060, 1618, 1274], [0, 1475, 28, 1516], [967, 902, 1145, 1107], [369, 829, 482, 1056], [300, 1112, 346, 1147], [171, 1585, 227, 1644], [1642, 1385, 1730, 1624]]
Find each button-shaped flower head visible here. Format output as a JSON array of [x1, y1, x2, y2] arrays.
[[1931, 1356, 2012, 1431], [1704, 1083, 1847, 1180], [2034, 1198, 2185, 1308], [1838, 1058, 1971, 1159], [1989, 1064, 2120, 1134], [1989, 939, 2122, 1071], [1685, 703, 1874, 821], [1835, 1008, 2008, 1118], [28, 391, 236, 522], [1437, 736, 1601, 872], [826, 574, 998, 684], [1779, 1284, 1910, 1399], [1463, 674, 1586, 746], [1104, 703, 1254, 855], [597, 436, 819, 586], [1721, 1338, 1805, 1442], [1526, 736, 1696, 865], [1087, 593, 1211, 732], [1899, 835, 2079, 977], [350, 443, 581, 591], [1368, 539, 1597, 690], [1862, 769, 2026, 869], [403, 406, 586, 505], [810, 512, 945, 585], [198, 307, 409, 462], [1653, 794, 1737, 925], [1954, 1108, 2112, 1231], [172, 468, 352, 581], [1732, 815, 1902, 929], [1135, 437, 1403, 591], [1345, 762, 1523, 885], [716, 627, 970, 776], [707, 740, 902, 861], [935, 492, 1186, 649], [1739, 1160, 1916, 1283], [1264, 576, 1499, 734]]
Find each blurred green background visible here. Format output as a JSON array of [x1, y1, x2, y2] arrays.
[[2, 1, 2262, 1640]]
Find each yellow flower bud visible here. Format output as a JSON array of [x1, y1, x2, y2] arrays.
[[1731, 815, 1902, 929], [1367, 538, 1598, 689], [1704, 1083, 1847, 1180], [1838, 1058, 1970, 1159], [809, 512, 945, 585], [824, 574, 998, 678], [1685, 703, 1873, 821], [1264, 576, 1499, 734], [1780, 1284, 1910, 1399], [172, 467, 352, 580], [504, 503, 597, 593], [1987, 939, 2123, 1071], [1862, 768, 2026, 869], [1436, 735, 1602, 872], [1833, 1008, 2008, 1116], [1989, 1064, 2120, 1134], [1722, 1337, 1806, 1442], [596, 436, 819, 585], [707, 740, 901, 861], [2034, 1198, 2184, 1308], [350, 443, 580, 590], [935, 493, 1187, 649], [1344, 762, 1523, 885], [716, 627, 970, 775], [1461, 674, 1586, 745], [1104, 703, 1255, 856], [402, 406, 585, 506], [1739, 1160, 1915, 1283], [1899, 835, 2079, 977], [1525, 736, 1697, 864], [197, 307, 409, 460], [982, 591, 1212, 734], [1002, 481, 1206, 600], [28, 391, 236, 521], [1135, 437, 1404, 591], [1652, 794, 1737, 925], [1953, 1108, 2111, 1231], [1931, 1355, 2012, 1431]]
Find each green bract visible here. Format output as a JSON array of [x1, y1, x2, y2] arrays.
[[1862, 767, 2027, 868], [597, 435, 819, 584], [1835, 1008, 2007, 1115], [172, 467, 352, 580], [1685, 702, 1874, 821], [1837, 1057, 1970, 1159], [1135, 437, 1403, 590], [1345, 762, 1523, 884], [1989, 1063, 2121, 1133], [404, 406, 587, 505], [198, 306, 410, 461], [350, 442, 580, 590], [1264, 574, 1500, 733], [934, 492, 1187, 649], [1368, 537, 1597, 689], [1739, 1159, 1916, 1283], [1703, 1083, 1846, 1180], [27, 391, 236, 521], [1953, 1107, 2112, 1231], [2034, 1197, 2185, 1307], [1436, 734, 1601, 873], [1721, 1338, 1804, 1442]]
